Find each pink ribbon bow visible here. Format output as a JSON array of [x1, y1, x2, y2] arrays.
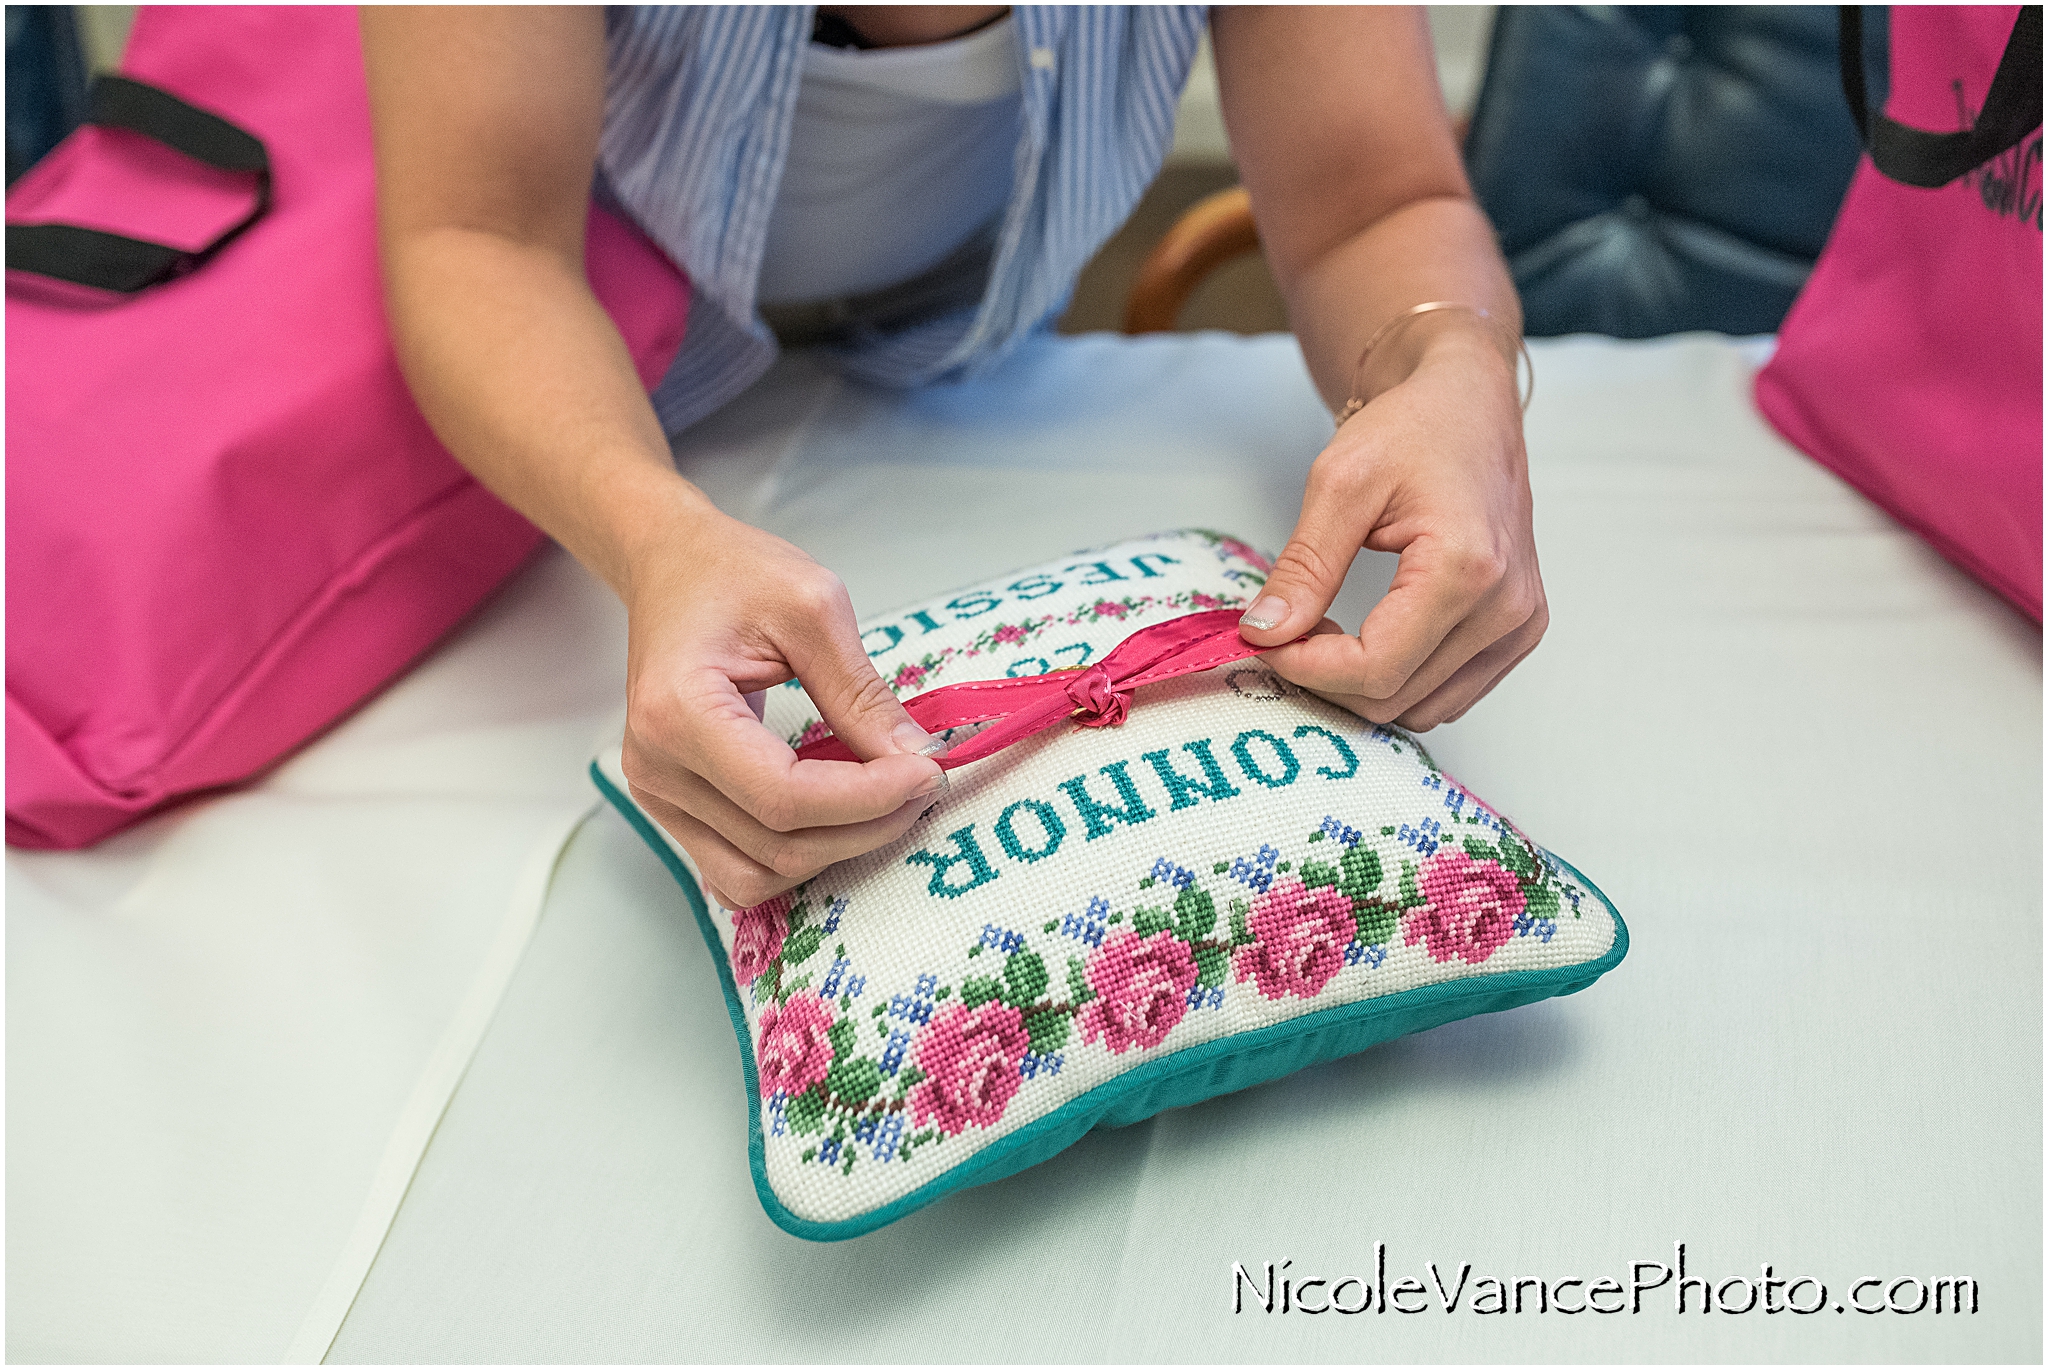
[[795, 608, 1275, 770]]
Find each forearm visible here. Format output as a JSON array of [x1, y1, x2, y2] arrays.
[[382, 225, 714, 600], [1277, 195, 1522, 415]]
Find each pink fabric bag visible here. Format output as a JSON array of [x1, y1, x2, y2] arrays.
[[5, 6, 689, 849], [1754, 5, 2042, 620]]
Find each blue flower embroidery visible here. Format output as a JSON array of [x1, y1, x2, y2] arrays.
[[818, 1137, 841, 1165], [873, 1113, 906, 1162], [1229, 844, 1280, 893], [1060, 895, 1110, 947], [819, 955, 850, 998], [879, 1028, 913, 1076], [1344, 940, 1388, 969], [1149, 857, 1196, 889], [1317, 816, 1363, 848]]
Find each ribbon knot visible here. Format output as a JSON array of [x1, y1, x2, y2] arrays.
[[1064, 664, 1130, 728], [795, 608, 1292, 771]]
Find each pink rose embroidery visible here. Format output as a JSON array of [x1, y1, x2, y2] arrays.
[[1078, 930, 1199, 1054], [908, 1001, 1029, 1136], [728, 894, 790, 987], [755, 993, 835, 1099], [793, 719, 832, 750], [1233, 878, 1356, 1001], [893, 663, 928, 691], [1216, 536, 1272, 572], [1093, 600, 1127, 619], [991, 623, 1027, 645], [1402, 851, 1523, 965], [1189, 592, 1222, 610]]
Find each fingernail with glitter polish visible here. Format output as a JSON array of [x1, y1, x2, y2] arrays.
[[894, 721, 949, 757], [1240, 596, 1289, 632]]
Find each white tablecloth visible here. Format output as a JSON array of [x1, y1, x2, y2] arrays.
[[10, 332, 2040, 1362]]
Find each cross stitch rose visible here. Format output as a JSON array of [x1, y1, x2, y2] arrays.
[[1079, 930, 1199, 1053], [728, 894, 790, 986], [1213, 535, 1272, 571], [908, 1001, 1029, 1136], [1402, 850, 1523, 965], [1234, 877, 1356, 1001], [754, 993, 835, 1099]]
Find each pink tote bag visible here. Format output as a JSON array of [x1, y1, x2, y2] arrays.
[[1755, 5, 2042, 620], [5, 7, 690, 849]]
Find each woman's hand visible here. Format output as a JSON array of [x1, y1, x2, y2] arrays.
[[1212, 6, 1546, 729], [619, 508, 949, 911], [1236, 319, 1547, 731]]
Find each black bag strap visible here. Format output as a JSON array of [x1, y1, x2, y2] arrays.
[[5, 75, 271, 293], [1840, 5, 2043, 189]]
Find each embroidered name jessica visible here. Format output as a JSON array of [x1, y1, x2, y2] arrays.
[[904, 725, 1365, 899]]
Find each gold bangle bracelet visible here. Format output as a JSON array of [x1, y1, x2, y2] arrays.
[[1334, 301, 1534, 425]]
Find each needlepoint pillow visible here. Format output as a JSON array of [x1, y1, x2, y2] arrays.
[[592, 529, 1626, 1241]]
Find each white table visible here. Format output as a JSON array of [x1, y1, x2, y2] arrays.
[[10, 332, 2039, 1362]]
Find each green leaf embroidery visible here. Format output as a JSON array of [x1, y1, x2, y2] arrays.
[[1138, 876, 1156, 889], [1212, 862, 1229, 874], [1024, 1008, 1071, 1055], [1338, 844, 1383, 900], [825, 1056, 882, 1104], [1172, 885, 1218, 941], [1042, 920, 1059, 933], [1066, 956, 1096, 1004], [1461, 837, 1501, 863], [967, 944, 984, 957], [1132, 904, 1173, 937], [1496, 833, 1538, 878], [934, 985, 951, 1000], [1524, 883, 1560, 921], [1353, 902, 1400, 947], [1398, 861, 1425, 908], [1298, 860, 1340, 889], [897, 1065, 927, 1087], [1228, 902, 1253, 946], [783, 925, 825, 965], [960, 976, 1004, 1008], [827, 1017, 856, 1060], [786, 1085, 827, 1135], [1193, 945, 1229, 989], [1306, 830, 1325, 843], [1003, 950, 1049, 1007], [781, 973, 813, 999]]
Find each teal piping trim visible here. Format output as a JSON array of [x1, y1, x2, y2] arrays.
[[591, 761, 1628, 1243]]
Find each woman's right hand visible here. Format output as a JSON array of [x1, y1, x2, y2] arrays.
[[618, 505, 949, 912]]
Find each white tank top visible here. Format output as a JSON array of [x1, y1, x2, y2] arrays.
[[754, 15, 1024, 306]]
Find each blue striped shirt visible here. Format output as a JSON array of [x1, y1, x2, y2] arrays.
[[601, 6, 1209, 432]]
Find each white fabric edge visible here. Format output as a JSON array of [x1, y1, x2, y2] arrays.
[[280, 801, 599, 1365]]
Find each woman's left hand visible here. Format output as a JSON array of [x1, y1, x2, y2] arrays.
[[1234, 320, 1547, 731]]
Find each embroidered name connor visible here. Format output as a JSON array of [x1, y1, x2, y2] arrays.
[[905, 725, 1360, 899]]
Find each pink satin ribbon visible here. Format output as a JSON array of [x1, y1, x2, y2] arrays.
[[795, 608, 1273, 770]]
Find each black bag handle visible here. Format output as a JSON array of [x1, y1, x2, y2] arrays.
[[1840, 5, 2043, 189], [5, 75, 271, 293]]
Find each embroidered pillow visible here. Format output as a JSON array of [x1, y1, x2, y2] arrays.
[[592, 530, 1627, 1240]]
